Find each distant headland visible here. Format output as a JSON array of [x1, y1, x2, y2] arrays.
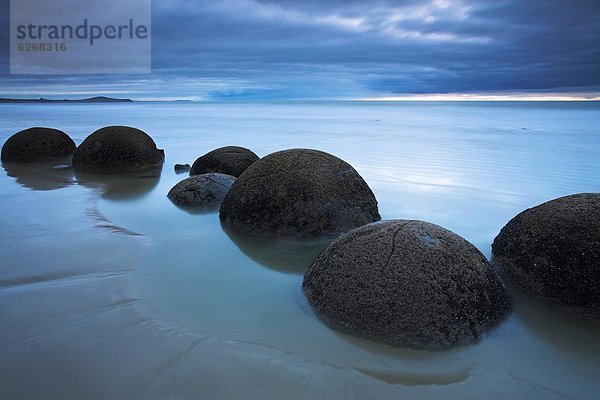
[[0, 96, 134, 103]]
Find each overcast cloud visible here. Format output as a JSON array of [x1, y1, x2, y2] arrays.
[[0, 0, 598, 99]]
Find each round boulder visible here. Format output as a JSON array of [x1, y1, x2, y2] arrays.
[[190, 146, 259, 177], [1, 127, 76, 163], [219, 148, 381, 237], [492, 193, 600, 319], [72, 126, 164, 173], [168, 173, 236, 210], [303, 220, 512, 350]]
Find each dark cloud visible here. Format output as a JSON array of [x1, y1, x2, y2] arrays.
[[0, 0, 598, 99]]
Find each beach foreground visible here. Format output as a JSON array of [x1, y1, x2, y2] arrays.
[[1, 101, 599, 399]]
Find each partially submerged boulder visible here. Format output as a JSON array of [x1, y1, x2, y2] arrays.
[[190, 146, 259, 177], [72, 126, 164, 173], [303, 220, 512, 350], [1, 127, 75, 163], [168, 173, 236, 210], [492, 193, 600, 319], [219, 148, 380, 237]]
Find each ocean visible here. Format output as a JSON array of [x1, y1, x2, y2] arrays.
[[1, 101, 599, 399]]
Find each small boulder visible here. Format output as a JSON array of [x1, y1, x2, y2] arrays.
[[174, 163, 191, 173], [492, 193, 600, 319], [1, 127, 76, 163], [303, 220, 512, 350], [72, 126, 164, 173], [168, 173, 236, 210], [219, 148, 381, 237], [190, 146, 258, 177]]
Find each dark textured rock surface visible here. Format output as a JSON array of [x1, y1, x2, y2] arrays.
[[72, 126, 164, 173], [220, 148, 381, 237], [492, 193, 600, 319], [303, 220, 512, 350], [168, 173, 236, 210], [190, 146, 259, 177], [1, 127, 76, 163], [174, 163, 191, 173]]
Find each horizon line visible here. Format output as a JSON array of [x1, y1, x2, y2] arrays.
[[1, 94, 599, 103], [355, 93, 600, 102]]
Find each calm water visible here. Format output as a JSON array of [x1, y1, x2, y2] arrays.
[[1, 101, 599, 399]]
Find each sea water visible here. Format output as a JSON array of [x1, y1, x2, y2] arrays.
[[1, 101, 599, 399]]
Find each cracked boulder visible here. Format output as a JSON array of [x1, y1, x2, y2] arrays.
[[219, 148, 381, 237], [303, 220, 512, 351], [190, 146, 259, 177], [492, 193, 600, 319], [72, 126, 164, 173], [168, 173, 236, 210], [1, 127, 76, 163]]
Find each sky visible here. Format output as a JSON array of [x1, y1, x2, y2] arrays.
[[0, 0, 599, 100]]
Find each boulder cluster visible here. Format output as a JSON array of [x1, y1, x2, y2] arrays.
[[5, 124, 595, 351], [191, 146, 511, 350], [1, 125, 164, 173]]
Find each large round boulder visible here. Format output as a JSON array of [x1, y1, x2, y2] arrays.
[[492, 193, 600, 319], [190, 146, 259, 177], [168, 173, 236, 210], [303, 220, 512, 350], [219, 148, 381, 237], [1, 127, 75, 163], [72, 126, 164, 173]]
